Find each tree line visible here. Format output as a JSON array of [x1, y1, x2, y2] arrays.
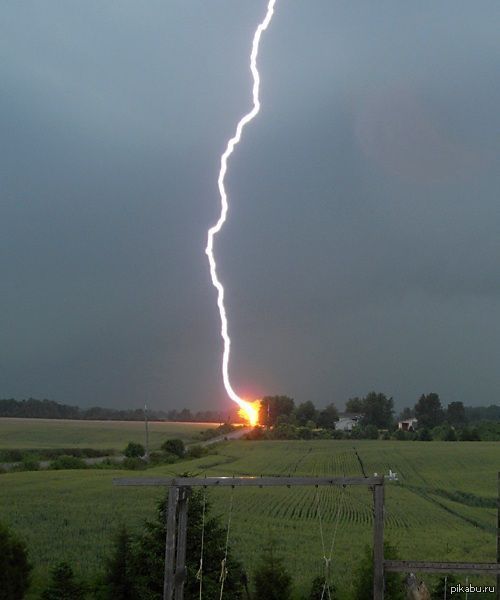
[[245, 393, 499, 441], [0, 398, 231, 423]]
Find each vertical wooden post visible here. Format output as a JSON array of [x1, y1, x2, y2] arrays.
[[164, 485, 179, 600], [496, 472, 499, 600], [174, 487, 190, 600], [373, 482, 385, 600]]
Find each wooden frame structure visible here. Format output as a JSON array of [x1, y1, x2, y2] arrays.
[[114, 473, 500, 600], [115, 475, 385, 600]]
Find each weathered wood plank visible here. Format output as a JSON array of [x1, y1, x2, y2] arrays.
[[384, 560, 500, 574], [113, 475, 383, 487]]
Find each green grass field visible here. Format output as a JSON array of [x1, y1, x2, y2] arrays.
[[0, 438, 498, 598], [0, 417, 216, 451]]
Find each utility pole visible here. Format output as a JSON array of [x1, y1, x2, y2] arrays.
[[144, 402, 150, 462]]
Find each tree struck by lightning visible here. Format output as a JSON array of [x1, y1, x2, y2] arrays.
[[205, 0, 277, 426]]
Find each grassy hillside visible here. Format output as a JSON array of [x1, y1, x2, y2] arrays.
[[0, 440, 497, 598], [0, 417, 216, 450]]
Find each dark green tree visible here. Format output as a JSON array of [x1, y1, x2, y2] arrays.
[[132, 489, 244, 599], [352, 542, 404, 600], [102, 526, 136, 600], [124, 442, 145, 458], [345, 397, 364, 413], [253, 539, 292, 600], [41, 562, 85, 600], [316, 403, 339, 429], [259, 396, 295, 427], [398, 407, 414, 420], [306, 575, 337, 599], [361, 392, 394, 429], [295, 401, 317, 426], [414, 393, 444, 429], [0, 521, 32, 600], [161, 439, 185, 458], [446, 401, 466, 426]]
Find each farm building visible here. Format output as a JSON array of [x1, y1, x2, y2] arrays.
[[398, 418, 418, 431], [335, 413, 363, 431]]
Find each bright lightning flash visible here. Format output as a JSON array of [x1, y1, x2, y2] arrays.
[[205, 0, 277, 428]]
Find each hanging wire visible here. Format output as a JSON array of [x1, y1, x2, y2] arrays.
[[316, 484, 347, 600], [196, 487, 207, 600], [219, 486, 235, 600]]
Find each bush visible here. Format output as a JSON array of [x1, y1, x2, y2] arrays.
[[123, 442, 145, 458], [418, 428, 432, 441], [306, 575, 337, 599], [254, 539, 293, 600], [122, 457, 146, 470], [352, 542, 405, 600], [331, 429, 345, 439], [459, 427, 480, 441], [41, 562, 85, 600], [243, 426, 266, 441], [49, 455, 87, 470], [186, 445, 206, 459], [392, 429, 406, 441], [364, 424, 379, 439], [161, 439, 185, 458], [0, 521, 32, 599], [443, 427, 457, 441]]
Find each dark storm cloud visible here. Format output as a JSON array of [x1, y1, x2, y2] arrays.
[[1, 1, 499, 411]]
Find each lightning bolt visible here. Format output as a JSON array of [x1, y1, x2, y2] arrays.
[[205, 0, 277, 425]]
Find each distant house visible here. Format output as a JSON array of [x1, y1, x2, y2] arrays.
[[335, 413, 363, 432], [398, 418, 418, 432]]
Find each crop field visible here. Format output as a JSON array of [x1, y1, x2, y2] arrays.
[[0, 439, 498, 598], [0, 417, 216, 451]]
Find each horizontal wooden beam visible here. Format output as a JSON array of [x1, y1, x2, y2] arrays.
[[384, 560, 500, 574], [113, 475, 383, 488]]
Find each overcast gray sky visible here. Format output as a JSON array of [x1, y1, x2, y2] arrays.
[[1, 1, 499, 412]]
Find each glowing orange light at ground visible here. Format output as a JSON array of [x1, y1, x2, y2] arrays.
[[236, 399, 261, 427]]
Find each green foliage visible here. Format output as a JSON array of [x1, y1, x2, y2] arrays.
[[198, 423, 236, 441], [415, 393, 444, 429], [102, 526, 136, 600], [316, 403, 339, 429], [253, 539, 292, 600], [446, 401, 466, 426], [305, 575, 336, 599], [295, 401, 317, 426], [49, 455, 87, 470], [160, 438, 185, 458], [186, 444, 206, 459], [41, 562, 85, 600], [418, 427, 432, 441], [476, 421, 500, 441], [0, 521, 32, 600], [131, 489, 244, 599], [124, 442, 145, 458], [122, 457, 146, 470], [259, 396, 295, 427], [443, 427, 457, 441], [458, 427, 480, 441], [345, 397, 364, 413], [361, 392, 394, 429], [352, 542, 404, 600], [364, 424, 379, 439]]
